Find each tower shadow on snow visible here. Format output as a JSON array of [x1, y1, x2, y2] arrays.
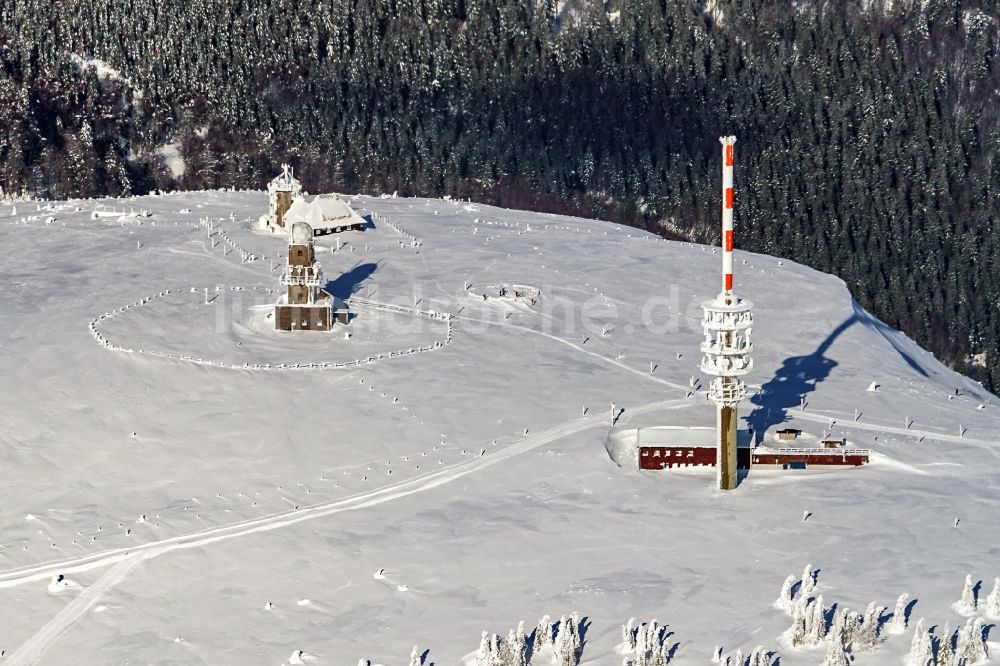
[[325, 261, 378, 300], [747, 298, 932, 440], [746, 315, 857, 438]]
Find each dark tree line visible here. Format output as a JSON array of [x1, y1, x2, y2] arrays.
[[0, 0, 997, 391]]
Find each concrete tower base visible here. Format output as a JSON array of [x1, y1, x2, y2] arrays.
[[718, 406, 738, 490]]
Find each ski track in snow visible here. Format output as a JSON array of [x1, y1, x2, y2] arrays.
[[455, 312, 692, 393], [0, 398, 688, 659], [4, 553, 149, 666]]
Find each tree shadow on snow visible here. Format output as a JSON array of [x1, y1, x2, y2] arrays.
[[325, 261, 379, 300], [904, 598, 919, 626]]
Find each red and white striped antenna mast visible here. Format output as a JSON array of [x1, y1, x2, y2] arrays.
[[721, 136, 735, 297], [700, 135, 754, 491]]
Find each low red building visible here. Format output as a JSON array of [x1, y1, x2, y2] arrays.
[[639, 445, 870, 470]]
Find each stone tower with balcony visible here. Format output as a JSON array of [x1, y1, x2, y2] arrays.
[[274, 221, 338, 331]]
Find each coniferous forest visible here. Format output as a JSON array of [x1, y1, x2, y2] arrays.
[[0, 0, 997, 391]]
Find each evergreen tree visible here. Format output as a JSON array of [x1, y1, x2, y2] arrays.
[[956, 574, 978, 615], [907, 619, 933, 666], [888, 593, 911, 634], [774, 574, 797, 614], [821, 633, 849, 666], [986, 578, 1000, 619]]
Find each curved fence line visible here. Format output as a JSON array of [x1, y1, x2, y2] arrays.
[[89, 289, 454, 371]]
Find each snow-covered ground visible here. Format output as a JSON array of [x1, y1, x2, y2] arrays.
[[0, 191, 998, 665]]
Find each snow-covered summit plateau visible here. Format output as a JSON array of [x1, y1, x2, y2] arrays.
[[0, 191, 998, 665]]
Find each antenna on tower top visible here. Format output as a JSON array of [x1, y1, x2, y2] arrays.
[[719, 136, 736, 299]]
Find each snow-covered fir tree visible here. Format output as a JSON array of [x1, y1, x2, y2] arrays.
[[784, 603, 809, 648], [471, 621, 532, 666], [854, 602, 887, 652], [746, 645, 773, 666], [937, 623, 955, 666], [955, 574, 978, 615], [954, 617, 989, 666], [535, 615, 552, 651], [784, 595, 829, 649], [720, 646, 775, 666], [821, 633, 850, 666], [506, 622, 527, 666], [801, 564, 817, 595], [840, 610, 862, 647], [491, 632, 506, 666], [985, 578, 1000, 619], [552, 614, 581, 666], [568, 611, 583, 657], [888, 593, 911, 634], [476, 630, 493, 666], [623, 618, 637, 652], [775, 574, 798, 614], [554, 629, 575, 665], [907, 618, 934, 666], [973, 617, 989, 664], [620, 618, 674, 665], [806, 595, 827, 644]]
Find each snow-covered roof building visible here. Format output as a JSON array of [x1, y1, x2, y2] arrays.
[[260, 165, 366, 238], [283, 194, 366, 237]]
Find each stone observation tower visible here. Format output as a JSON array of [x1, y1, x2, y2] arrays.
[[266, 164, 302, 231], [700, 136, 754, 490], [274, 221, 346, 331]]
